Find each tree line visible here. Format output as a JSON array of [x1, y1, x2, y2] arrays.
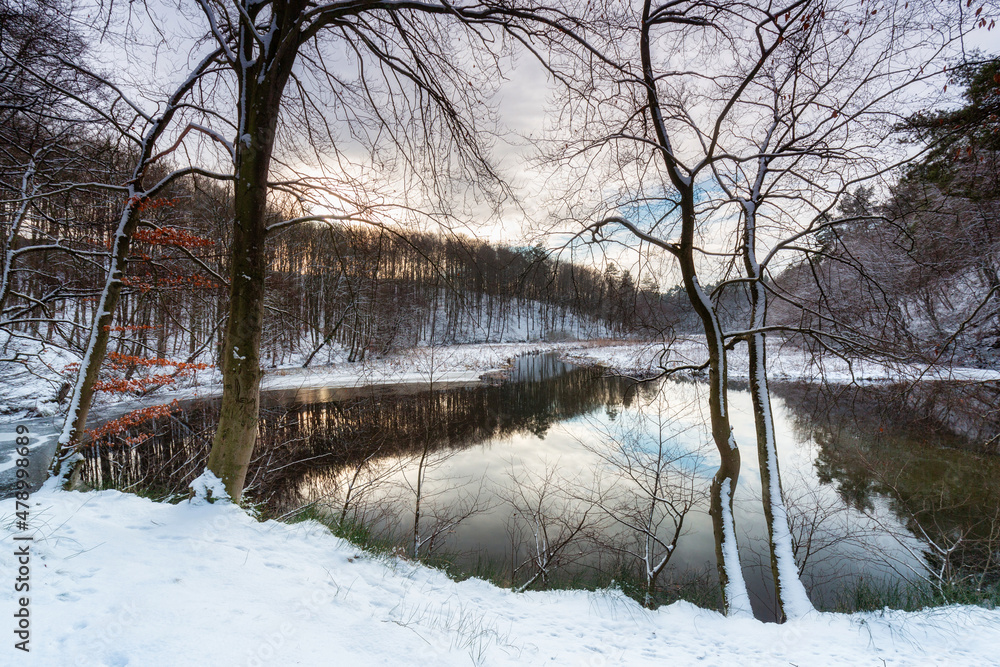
[[2, 151, 674, 373], [767, 58, 1000, 369]]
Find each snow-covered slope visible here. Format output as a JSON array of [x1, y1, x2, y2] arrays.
[[3, 483, 999, 666]]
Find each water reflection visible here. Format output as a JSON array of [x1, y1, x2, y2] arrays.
[[82, 354, 641, 503], [772, 381, 1000, 591], [82, 357, 1000, 620]]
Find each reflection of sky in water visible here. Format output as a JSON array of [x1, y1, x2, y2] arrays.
[[300, 370, 933, 620]]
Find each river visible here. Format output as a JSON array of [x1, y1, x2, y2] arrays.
[[80, 353, 1000, 620]]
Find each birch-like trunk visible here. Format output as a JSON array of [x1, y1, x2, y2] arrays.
[[0, 158, 36, 317], [742, 202, 814, 620]]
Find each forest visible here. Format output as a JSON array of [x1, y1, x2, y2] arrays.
[[2, 164, 674, 367]]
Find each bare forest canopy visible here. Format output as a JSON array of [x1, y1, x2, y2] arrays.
[[2, 0, 997, 380], [6, 61, 999, 382], [760, 58, 1000, 369], [0, 0, 679, 364]]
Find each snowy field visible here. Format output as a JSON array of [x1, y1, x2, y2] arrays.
[[2, 478, 998, 666]]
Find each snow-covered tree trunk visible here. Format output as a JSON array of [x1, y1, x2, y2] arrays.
[[52, 50, 223, 481], [56, 196, 141, 465], [742, 198, 814, 621], [0, 157, 37, 319], [678, 245, 754, 618], [636, 0, 752, 615], [589, 221, 753, 617]]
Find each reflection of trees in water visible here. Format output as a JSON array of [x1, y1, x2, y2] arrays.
[[82, 364, 639, 509], [774, 380, 1000, 455], [772, 380, 1000, 587]]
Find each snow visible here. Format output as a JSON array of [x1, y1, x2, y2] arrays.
[[561, 338, 1000, 384], [718, 479, 754, 618], [0, 332, 77, 422], [188, 470, 230, 504], [0, 429, 56, 475], [4, 485, 998, 665], [3, 329, 1000, 662], [3, 331, 997, 438]]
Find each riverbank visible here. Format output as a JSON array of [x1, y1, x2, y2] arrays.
[[2, 335, 997, 496], [4, 337, 1000, 663], [5, 336, 998, 425]]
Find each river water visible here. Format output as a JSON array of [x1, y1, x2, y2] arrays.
[[82, 353, 1000, 620]]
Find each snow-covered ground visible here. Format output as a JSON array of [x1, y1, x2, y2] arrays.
[[3, 335, 998, 487], [3, 334, 998, 493], [2, 479, 998, 665], [562, 338, 1000, 384]]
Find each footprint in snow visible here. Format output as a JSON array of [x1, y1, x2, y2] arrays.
[[103, 651, 129, 666]]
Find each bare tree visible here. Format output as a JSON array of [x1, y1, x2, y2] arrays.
[[498, 464, 596, 592], [581, 389, 705, 607], [0, 0, 118, 374], [531, 0, 988, 616], [41, 0, 521, 495], [50, 49, 230, 480], [187, 0, 527, 501]]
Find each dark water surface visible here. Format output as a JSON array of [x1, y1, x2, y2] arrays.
[[83, 354, 1000, 620]]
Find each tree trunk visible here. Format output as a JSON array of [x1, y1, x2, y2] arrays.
[[55, 198, 142, 473], [52, 48, 221, 479], [204, 197, 267, 500], [743, 203, 814, 620], [635, 0, 751, 615], [677, 230, 753, 618], [205, 16, 299, 500]]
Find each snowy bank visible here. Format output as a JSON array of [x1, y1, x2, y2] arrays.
[[562, 338, 1000, 384], [4, 335, 998, 425], [3, 485, 999, 666]]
